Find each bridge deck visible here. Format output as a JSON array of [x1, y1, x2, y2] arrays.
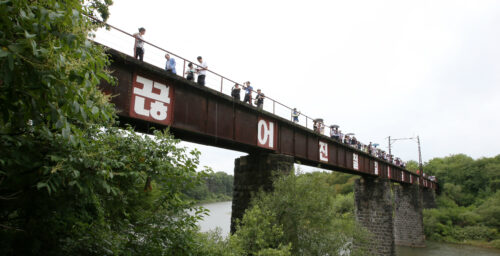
[[99, 48, 436, 189]]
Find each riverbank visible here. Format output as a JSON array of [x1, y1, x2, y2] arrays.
[[195, 195, 232, 204], [396, 241, 500, 256], [198, 201, 500, 255], [427, 238, 500, 250]]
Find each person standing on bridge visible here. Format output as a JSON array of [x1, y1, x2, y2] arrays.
[[243, 81, 253, 105], [291, 108, 300, 123], [196, 56, 208, 86], [133, 27, 146, 61], [231, 83, 241, 100], [330, 126, 337, 139], [164, 54, 176, 74], [338, 130, 344, 143], [185, 62, 195, 81], [255, 89, 265, 109]]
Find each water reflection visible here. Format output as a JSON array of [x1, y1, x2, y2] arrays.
[[198, 201, 232, 237]]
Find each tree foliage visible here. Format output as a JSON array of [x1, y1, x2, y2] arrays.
[[0, 1, 211, 255], [423, 154, 500, 248], [183, 171, 234, 203], [229, 171, 370, 256]]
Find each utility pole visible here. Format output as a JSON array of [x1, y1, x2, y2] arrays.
[[386, 135, 423, 175], [417, 136, 423, 176], [388, 136, 391, 156]]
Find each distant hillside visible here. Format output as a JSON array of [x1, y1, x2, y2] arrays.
[[423, 154, 500, 248], [183, 171, 234, 203]]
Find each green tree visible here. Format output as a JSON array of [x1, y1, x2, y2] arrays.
[[183, 171, 234, 203], [232, 171, 370, 256], [0, 1, 210, 255], [422, 154, 500, 247], [405, 160, 419, 173]]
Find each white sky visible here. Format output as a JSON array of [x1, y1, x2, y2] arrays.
[[95, 0, 500, 175]]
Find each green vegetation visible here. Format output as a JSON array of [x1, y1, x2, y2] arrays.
[[184, 171, 234, 203], [0, 1, 210, 255], [195, 171, 370, 256], [2, 0, 497, 254], [423, 154, 500, 248], [0, 0, 370, 254]]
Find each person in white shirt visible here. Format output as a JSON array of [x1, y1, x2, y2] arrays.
[[330, 127, 338, 139], [133, 27, 146, 61], [319, 122, 325, 135], [338, 130, 344, 143], [196, 56, 208, 86]]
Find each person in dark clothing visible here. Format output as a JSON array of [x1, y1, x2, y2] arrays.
[[351, 136, 358, 146], [231, 83, 241, 100], [185, 62, 195, 81], [255, 89, 265, 109]]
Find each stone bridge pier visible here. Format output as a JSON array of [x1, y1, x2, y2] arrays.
[[230, 152, 294, 234], [393, 184, 425, 247], [354, 177, 396, 256], [422, 187, 437, 209], [355, 177, 428, 256]]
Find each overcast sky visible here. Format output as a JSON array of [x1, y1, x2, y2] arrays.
[[95, 0, 500, 174]]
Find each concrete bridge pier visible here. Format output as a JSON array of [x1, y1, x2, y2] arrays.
[[422, 187, 437, 209], [393, 184, 425, 247], [230, 152, 294, 234], [354, 177, 396, 256]]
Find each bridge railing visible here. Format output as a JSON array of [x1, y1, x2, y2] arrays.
[[91, 19, 320, 131], [90, 18, 435, 184]]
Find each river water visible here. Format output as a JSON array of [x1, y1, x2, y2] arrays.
[[196, 201, 500, 256]]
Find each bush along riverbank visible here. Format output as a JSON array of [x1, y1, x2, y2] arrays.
[[422, 154, 500, 249], [193, 170, 370, 256]]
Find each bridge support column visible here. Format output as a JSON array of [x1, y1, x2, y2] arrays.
[[393, 184, 425, 247], [422, 187, 437, 209], [354, 177, 395, 256], [230, 152, 294, 234]]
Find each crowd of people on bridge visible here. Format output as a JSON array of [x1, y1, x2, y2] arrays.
[[133, 28, 208, 86], [315, 120, 408, 168], [133, 27, 266, 109], [132, 27, 410, 170], [229, 81, 266, 109]]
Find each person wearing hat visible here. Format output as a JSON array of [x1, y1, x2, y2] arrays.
[[196, 56, 208, 86], [255, 89, 265, 109]]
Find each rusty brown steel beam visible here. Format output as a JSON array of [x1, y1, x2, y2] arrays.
[[98, 47, 437, 189]]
